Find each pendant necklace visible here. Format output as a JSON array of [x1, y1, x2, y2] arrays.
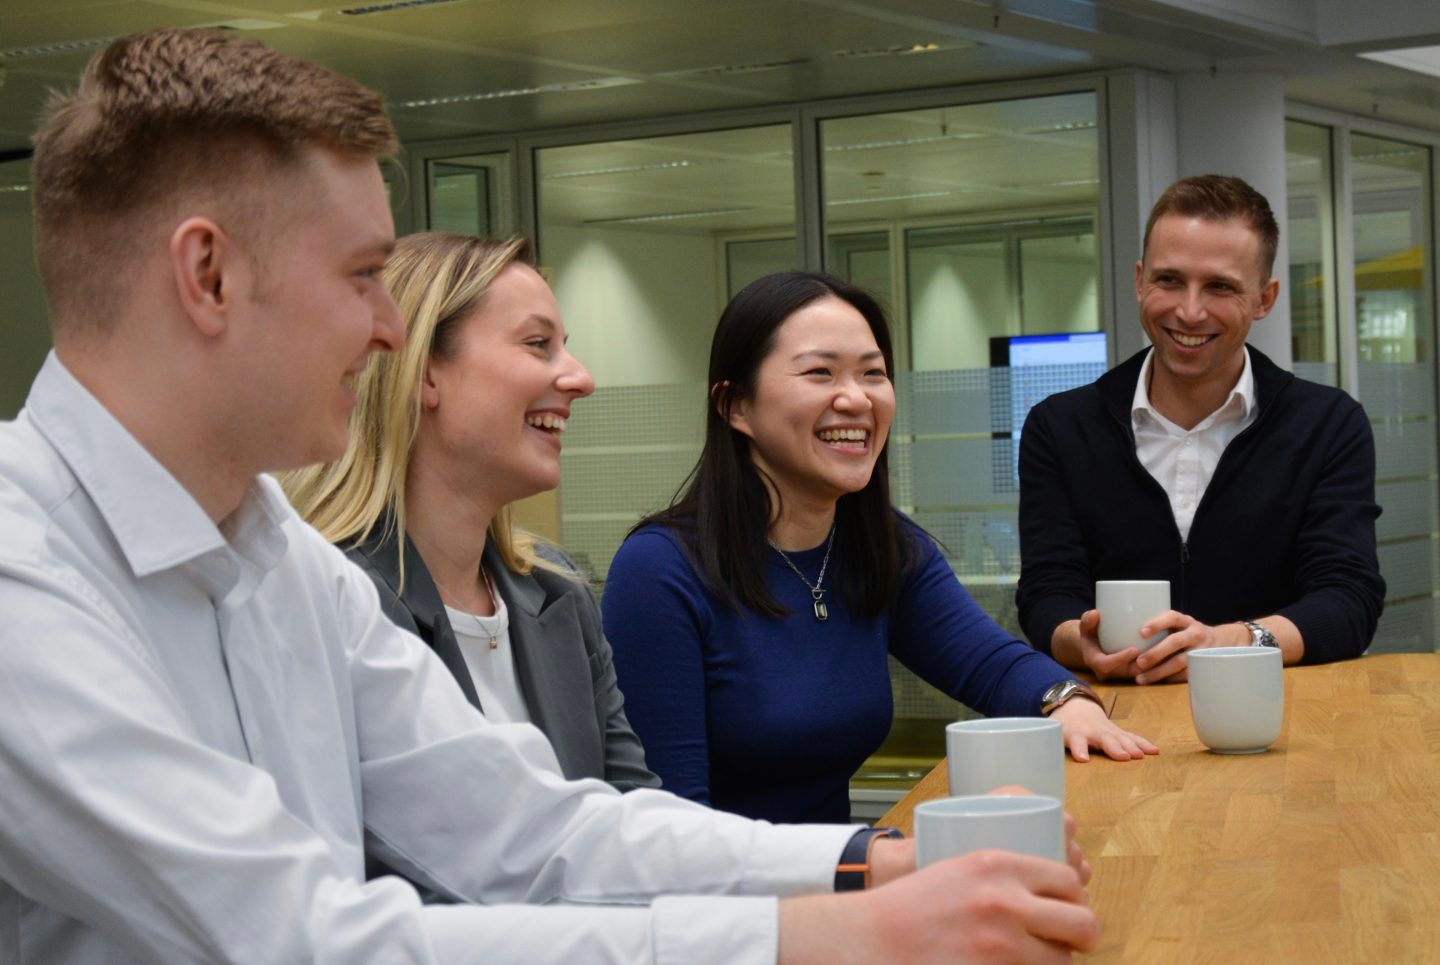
[[768, 524, 836, 622], [434, 566, 501, 649]]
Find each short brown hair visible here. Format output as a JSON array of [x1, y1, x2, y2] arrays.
[[1142, 175, 1279, 280], [31, 27, 399, 337]]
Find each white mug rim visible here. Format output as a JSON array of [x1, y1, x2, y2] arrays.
[[1189, 646, 1280, 661], [915, 794, 1061, 819], [946, 717, 1061, 735], [1096, 580, 1170, 588]]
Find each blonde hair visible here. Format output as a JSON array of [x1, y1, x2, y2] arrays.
[[283, 232, 564, 584]]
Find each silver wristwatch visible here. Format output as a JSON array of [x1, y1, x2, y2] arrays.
[[1040, 679, 1103, 716], [1241, 620, 1279, 648]]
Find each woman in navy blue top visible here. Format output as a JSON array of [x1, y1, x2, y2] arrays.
[[602, 271, 1157, 824]]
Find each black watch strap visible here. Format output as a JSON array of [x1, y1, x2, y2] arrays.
[[835, 827, 903, 891]]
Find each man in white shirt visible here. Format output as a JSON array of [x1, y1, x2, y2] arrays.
[[0, 27, 1097, 963], [1016, 175, 1385, 684]]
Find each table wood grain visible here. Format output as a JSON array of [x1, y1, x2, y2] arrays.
[[877, 653, 1440, 963]]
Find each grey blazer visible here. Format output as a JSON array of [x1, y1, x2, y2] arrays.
[[347, 530, 660, 792]]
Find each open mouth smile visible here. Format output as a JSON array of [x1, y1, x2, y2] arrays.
[[526, 412, 568, 437], [817, 427, 870, 450], [1167, 330, 1216, 348]]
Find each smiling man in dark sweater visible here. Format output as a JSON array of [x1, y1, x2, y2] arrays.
[[1016, 175, 1385, 684]]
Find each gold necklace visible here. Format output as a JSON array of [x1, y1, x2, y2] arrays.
[[433, 566, 501, 649]]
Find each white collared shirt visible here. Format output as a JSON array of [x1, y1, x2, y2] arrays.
[[0, 353, 852, 964], [1131, 347, 1257, 541]]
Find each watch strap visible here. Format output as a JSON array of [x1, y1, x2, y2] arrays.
[[835, 827, 903, 891], [1041, 679, 1103, 716]]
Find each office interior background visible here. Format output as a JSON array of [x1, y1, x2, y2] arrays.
[[3, 0, 1439, 809]]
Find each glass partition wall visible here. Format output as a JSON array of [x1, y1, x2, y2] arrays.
[[401, 89, 1440, 819], [1351, 135, 1437, 652], [1285, 119, 1440, 655]]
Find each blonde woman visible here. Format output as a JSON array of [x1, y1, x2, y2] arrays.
[[285, 233, 658, 794]]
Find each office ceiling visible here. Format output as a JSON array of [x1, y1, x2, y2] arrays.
[[3, 0, 1440, 156], [2, 0, 1439, 232]]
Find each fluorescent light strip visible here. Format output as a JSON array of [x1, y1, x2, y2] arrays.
[[0, 36, 115, 59], [587, 207, 751, 225], [833, 42, 953, 59], [340, 0, 465, 15], [827, 191, 952, 206], [396, 76, 640, 109], [0, 184, 31, 194], [660, 58, 809, 78], [544, 160, 696, 180], [825, 132, 986, 152]]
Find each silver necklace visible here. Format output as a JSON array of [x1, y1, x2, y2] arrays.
[[768, 524, 836, 622]]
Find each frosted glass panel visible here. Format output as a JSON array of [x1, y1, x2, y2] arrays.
[[1350, 133, 1437, 654]]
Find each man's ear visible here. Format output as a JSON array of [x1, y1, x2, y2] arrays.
[[169, 216, 238, 338], [1253, 275, 1281, 321], [1134, 258, 1145, 303]]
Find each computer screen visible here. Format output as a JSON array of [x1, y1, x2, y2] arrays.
[[988, 331, 1108, 489]]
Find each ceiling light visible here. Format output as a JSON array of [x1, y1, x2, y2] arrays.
[[340, 0, 466, 15], [396, 76, 641, 109], [1360, 45, 1440, 80], [544, 160, 697, 180], [827, 190, 953, 206], [834, 41, 968, 59], [660, 58, 809, 78], [825, 132, 986, 152], [0, 36, 115, 60], [587, 207, 751, 225], [1021, 120, 1097, 134], [0, 184, 30, 194]]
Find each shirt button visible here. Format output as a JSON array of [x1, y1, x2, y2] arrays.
[[1183, 437, 1193, 447]]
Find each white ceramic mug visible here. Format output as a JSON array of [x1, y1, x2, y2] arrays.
[[914, 794, 1066, 867], [1187, 645, 1284, 753], [1095, 580, 1170, 654], [946, 717, 1064, 802]]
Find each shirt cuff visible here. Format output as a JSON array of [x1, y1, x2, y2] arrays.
[[739, 822, 862, 896]]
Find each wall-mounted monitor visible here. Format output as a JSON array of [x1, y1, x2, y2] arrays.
[[988, 331, 1108, 490]]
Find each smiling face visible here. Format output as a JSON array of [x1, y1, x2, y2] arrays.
[[1135, 213, 1279, 407], [231, 148, 402, 473], [416, 261, 594, 507], [728, 295, 895, 513]]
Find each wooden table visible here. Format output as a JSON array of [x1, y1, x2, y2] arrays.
[[878, 653, 1440, 963]]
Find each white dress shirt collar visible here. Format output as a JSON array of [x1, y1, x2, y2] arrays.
[[26, 351, 289, 582], [1131, 344, 1255, 435]]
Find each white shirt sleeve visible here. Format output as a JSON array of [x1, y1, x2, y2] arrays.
[[0, 536, 852, 965]]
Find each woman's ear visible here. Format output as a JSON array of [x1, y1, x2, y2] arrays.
[[420, 358, 441, 410], [717, 381, 756, 439]]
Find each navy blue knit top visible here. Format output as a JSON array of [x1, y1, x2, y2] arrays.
[[602, 516, 1072, 824]]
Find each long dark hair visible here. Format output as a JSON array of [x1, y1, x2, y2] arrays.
[[639, 270, 919, 620]]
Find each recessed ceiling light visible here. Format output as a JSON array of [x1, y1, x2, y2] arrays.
[[0, 36, 115, 59], [825, 132, 987, 152], [587, 207, 751, 225], [833, 41, 969, 59], [339, 0, 467, 15], [827, 190, 953, 206], [396, 76, 641, 109], [660, 58, 810, 78], [1360, 45, 1440, 80], [544, 160, 698, 180]]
